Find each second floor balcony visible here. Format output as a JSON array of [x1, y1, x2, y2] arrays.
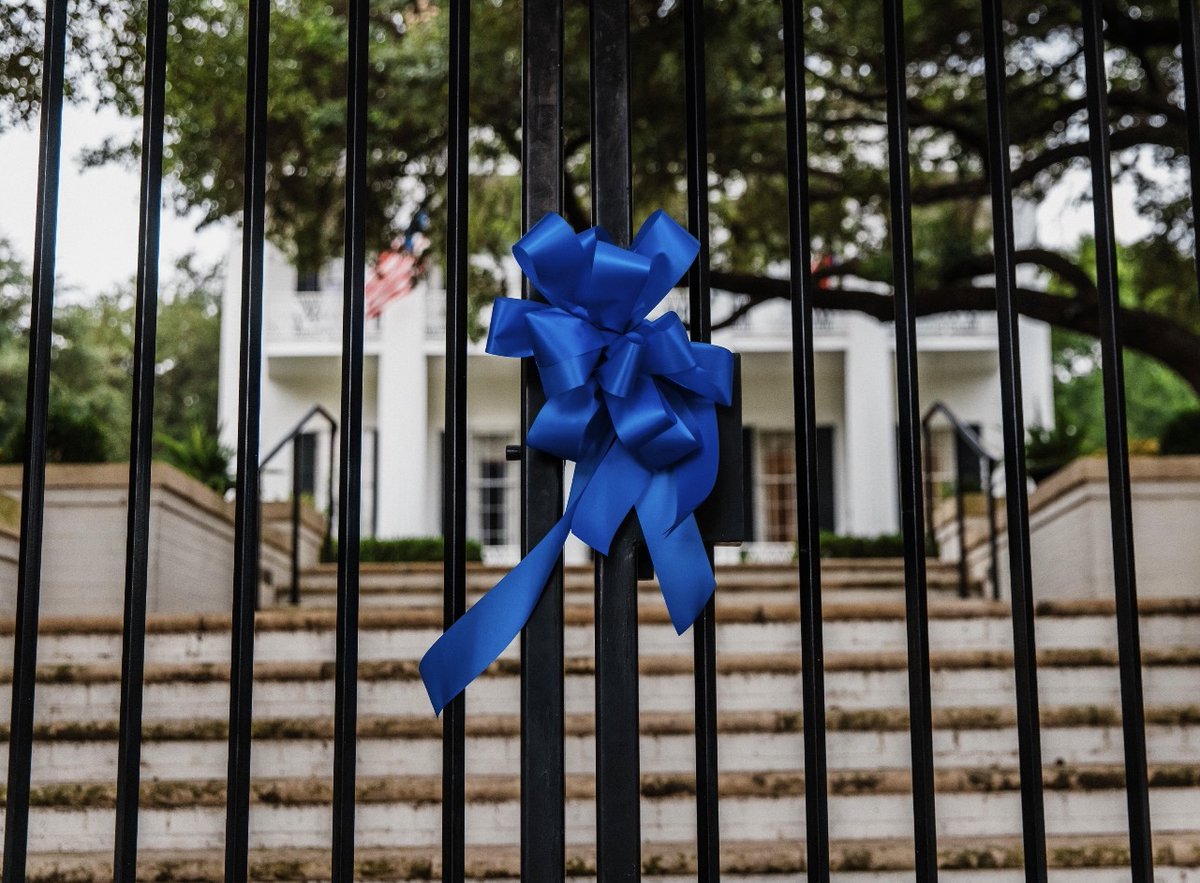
[[265, 283, 1002, 353], [265, 284, 383, 349]]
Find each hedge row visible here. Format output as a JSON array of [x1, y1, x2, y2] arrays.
[[321, 536, 483, 563]]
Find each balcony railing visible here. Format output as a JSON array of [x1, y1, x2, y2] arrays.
[[265, 287, 382, 345], [915, 310, 998, 336], [421, 288, 999, 344]]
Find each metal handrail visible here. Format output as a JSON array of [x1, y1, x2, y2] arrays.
[[921, 401, 1000, 600], [259, 404, 338, 605]]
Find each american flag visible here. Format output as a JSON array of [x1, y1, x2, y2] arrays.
[[364, 234, 426, 319]]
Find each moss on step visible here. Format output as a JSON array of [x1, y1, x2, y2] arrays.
[[1050, 842, 1131, 868], [15, 835, 1200, 880], [829, 770, 885, 795], [939, 844, 1021, 870], [9, 702, 1200, 755], [1036, 596, 1200, 618], [16, 642, 1200, 690]]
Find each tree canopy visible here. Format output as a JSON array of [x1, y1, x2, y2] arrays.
[[0, 245, 225, 470], [2, 0, 1199, 396]]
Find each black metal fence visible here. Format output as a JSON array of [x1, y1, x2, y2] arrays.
[[6, 0, 1197, 880]]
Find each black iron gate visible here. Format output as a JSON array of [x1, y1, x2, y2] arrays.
[[6, 0, 1197, 880]]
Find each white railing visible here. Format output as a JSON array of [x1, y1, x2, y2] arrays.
[[419, 289, 996, 343], [915, 311, 998, 336], [265, 287, 382, 345]]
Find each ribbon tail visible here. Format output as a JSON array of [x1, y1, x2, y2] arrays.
[[636, 473, 715, 635], [419, 514, 572, 714]]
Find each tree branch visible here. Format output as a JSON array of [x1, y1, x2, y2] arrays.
[[709, 270, 1200, 397]]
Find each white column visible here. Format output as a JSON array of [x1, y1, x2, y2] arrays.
[[842, 313, 899, 536], [376, 288, 430, 537], [1019, 315, 1055, 429], [216, 226, 245, 457]]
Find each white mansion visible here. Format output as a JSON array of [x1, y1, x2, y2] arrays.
[[217, 233, 1054, 563]]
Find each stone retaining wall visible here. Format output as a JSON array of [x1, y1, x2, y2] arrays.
[[985, 456, 1200, 600], [0, 463, 324, 615]]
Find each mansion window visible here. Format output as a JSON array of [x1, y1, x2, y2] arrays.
[[752, 427, 836, 541], [473, 434, 516, 547], [759, 431, 798, 543]]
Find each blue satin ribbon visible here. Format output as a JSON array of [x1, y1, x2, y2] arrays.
[[419, 210, 733, 714]]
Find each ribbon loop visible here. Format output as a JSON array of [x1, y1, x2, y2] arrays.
[[420, 211, 733, 714]]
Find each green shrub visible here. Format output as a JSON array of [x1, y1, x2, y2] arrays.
[[4, 400, 111, 463], [156, 424, 233, 493], [1159, 409, 1200, 456], [1025, 423, 1084, 482], [817, 531, 905, 559], [321, 536, 483, 564]]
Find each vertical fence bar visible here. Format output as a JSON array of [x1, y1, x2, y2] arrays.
[[520, 0, 566, 878], [224, 0, 271, 874], [331, 0, 369, 871], [780, 1, 831, 878], [442, 0, 471, 878], [682, 1, 721, 879], [976, 0, 1044, 672], [1079, 3, 1153, 877], [1, 0, 68, 876], [880, 0, 939, 876], [112, 0, 170, 876], [1182, 0, 1200, 294], [590, 0, 640, 879]]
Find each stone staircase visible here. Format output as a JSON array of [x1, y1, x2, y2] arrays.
[[275, 559, 987, 607], [3, 561, 1199, 880]]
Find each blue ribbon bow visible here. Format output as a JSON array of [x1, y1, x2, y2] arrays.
[[419, 210, 734, 714]]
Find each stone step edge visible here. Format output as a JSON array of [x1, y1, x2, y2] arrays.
[[17, 833, 1200, 878], [15, 762, 1200, 810], [0, 599, 1007, 636], [283, 570, 978, 594], [307, 558, 963, 575], [13, 703, 1200, 744], [16, 596, 1196, 638], [16, 647, 1200, 687]]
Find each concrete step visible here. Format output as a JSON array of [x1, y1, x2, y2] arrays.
[[12, 705, 1200, 785], [12, 598, 1199, 666], [278, 560, 985, 606], [10, 647, 1200, 720], [7, 765, 1200, 852], [17, 834, 1200, 880]]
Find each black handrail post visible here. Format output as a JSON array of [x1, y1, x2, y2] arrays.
[[954, 445, 968, 599], [985, 460, 999, 601], [113, 0, 170, 873], [922, 402, 1008, 600], [291, 440, 303, 605], [922, 417, 935, 545], [590, 0, 641, 878], [519, 0, 567, 877], [2, 0, 68, 875], [327, 425, 337, 549]]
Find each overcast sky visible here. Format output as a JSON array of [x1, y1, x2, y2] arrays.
[[0, 104, 230, 299], [0, 104, 1156, 301]]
